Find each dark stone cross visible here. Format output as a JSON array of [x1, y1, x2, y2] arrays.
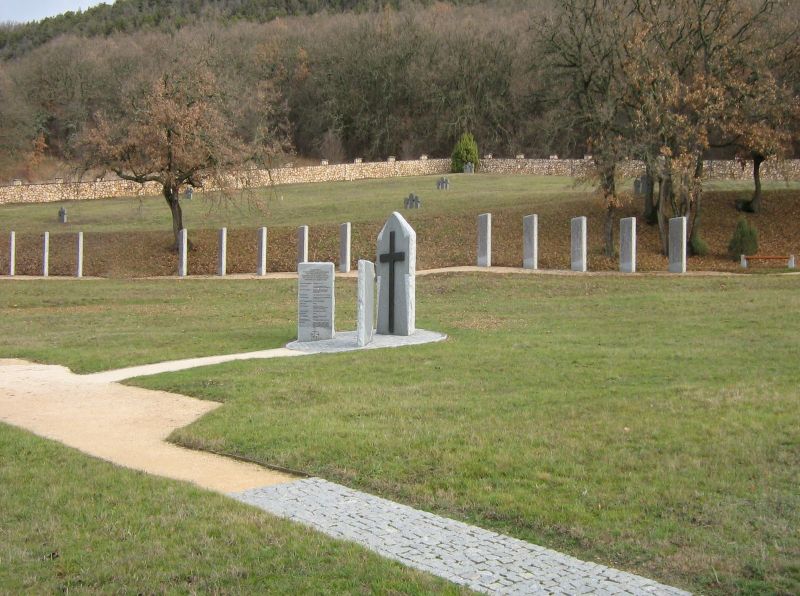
[[379, 230, 406, 334]]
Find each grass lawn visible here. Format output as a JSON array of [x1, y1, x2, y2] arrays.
[[2, 273, 799, 594], [0, 423, 464, 594], [0, 174, 581, 234]]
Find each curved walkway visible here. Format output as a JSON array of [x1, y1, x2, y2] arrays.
[[0, 343, 689, 595]]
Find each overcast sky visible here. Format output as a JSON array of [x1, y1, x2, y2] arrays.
[[0, 1, 107, 24]]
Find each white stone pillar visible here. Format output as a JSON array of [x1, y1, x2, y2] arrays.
[[339, 222, 351, 273], [357, 260, 376, 347], [477, 213, 491, 267], [523, 214, 538, 270], [218, 228, 227, 276], [570, 217, 587, 272], [257, 226, 267, 276], [8, 231, 15, 276], [297, 225, 309, 267], [76, 232, 84, 278], [668, 217, 687, 273], [178, 228, 187, 277], [42, 232, 49, 277], [619, 217, 636, 273]]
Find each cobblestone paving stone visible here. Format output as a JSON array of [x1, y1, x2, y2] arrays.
[[232, 478, 691, 595]]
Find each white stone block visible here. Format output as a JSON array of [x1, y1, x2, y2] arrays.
[[357, 260, 376, 347], [377, 212, 416, 336], [8, 231, 15, 276], [76, 231, 83, 278], [570, 217, 587, 272], [42, 232, 49, 277], [340, 222, 351, 273], [477, 213, 491, 267], [257, 227, 267, 276], [297, 225, 309, 268], [668, 217, 687, 273], [297, 262, 335, 342], [523, 214, 538, 270], [218, 228, 227, 276], [619, 217, 636, 273], [178, 228, 187, 277]]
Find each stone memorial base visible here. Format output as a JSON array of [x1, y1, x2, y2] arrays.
[[286, 329, 446, 355]]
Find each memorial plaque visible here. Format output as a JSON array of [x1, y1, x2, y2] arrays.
[[297, 262, 335, 342]]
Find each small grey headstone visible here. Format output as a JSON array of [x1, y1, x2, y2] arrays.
[[523, 214, 538, 270], [620, 217, 636, 273], [297, 262, 335, 342], [477, 213, 492, 267], [668, 217, 687, 273], [571, 217, 587, 272], [377, 212, 416, 336], [357, 260, 376, 347]]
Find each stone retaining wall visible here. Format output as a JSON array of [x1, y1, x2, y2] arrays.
[[1, 157, 797, 205]]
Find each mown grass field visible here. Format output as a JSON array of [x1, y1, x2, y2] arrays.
[[1, 174, 799, 276], [2, 274, 798, 594], [0, 423, 464, 594]]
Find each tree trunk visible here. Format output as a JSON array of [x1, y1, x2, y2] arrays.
[[643, 163, 657, 225], [745, 154, 764, 213], [656, 175, 671, 256], [604, 204, 615, 257], [687, 158, 703, 256], [164, 185, 183, 250], [601, 164, 616, 257]]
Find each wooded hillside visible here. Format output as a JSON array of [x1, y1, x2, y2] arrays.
[[0, 0, 484, 60]]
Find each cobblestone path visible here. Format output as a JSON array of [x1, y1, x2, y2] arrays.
[[233, 478, 690, 596]]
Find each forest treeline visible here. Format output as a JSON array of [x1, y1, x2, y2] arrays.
[[0, 1, 797, 177], [0, 2, 554, 167], [0, 0, 485, 60]]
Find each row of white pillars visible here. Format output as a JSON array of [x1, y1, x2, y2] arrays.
[[476, 215, 688, 273], [5, 231, 84, 277], [178, 223, 354, 277]]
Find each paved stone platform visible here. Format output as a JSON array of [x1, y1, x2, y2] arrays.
[[285, 329, 447, 354], [233, 478, 690, 595]]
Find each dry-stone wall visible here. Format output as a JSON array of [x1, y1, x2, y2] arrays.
[[1, 157, 798, 205]]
